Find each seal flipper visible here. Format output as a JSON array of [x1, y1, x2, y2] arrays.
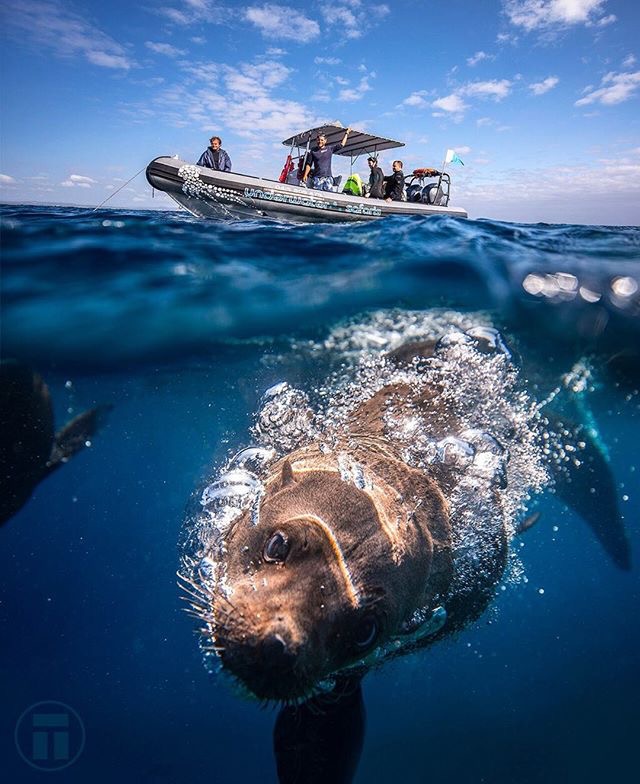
[[274, 675, 365, 784], [46, 405, 113, 474], [552, 421, 631, 570]]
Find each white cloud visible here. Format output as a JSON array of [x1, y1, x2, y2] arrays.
[[156, 1, 232, 26], [594, 13, 616, 26], [322, 6, 358, 38], [157, 7, 191, 24], [61, 174, 98, 188], [3, 0, 133, 70], [504, 0, 611, 31], [432, 93, 468, 114], [315, 56, 341, 66], [146, 41, 187, 57], [529, 75, 559, 94], [575, 70, 640, 106], [403, 91, 429, 107], [622, 54, 636, 68], [156, 57, 317, 138], [455, 146, 472, 155], [0, 174, 17, 185], [266, 47, 287, 56], [429, 79, 512, 120], [338, 75, 374, 102], [321, 2, 390, 40], [191, 36, 206, 44], [371, 4, 390, 17], [462, 79, 512, 100], [467, 51, 494, 67], [245, 4, 320, 42], [458, 155, 640, 223], [86, 51, 132, 69]]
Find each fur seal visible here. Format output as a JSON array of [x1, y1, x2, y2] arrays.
[[0, 360, 111, 524], [181, 315, 629, 782]]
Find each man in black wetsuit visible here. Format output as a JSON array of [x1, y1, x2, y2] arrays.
[[384, 160, 405, 202], [302, 128, 351, 190], [197, 136, 232, 171], [366, 156, 384, 199]]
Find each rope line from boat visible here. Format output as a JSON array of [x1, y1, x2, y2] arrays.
[[91, 165, 147, 212]]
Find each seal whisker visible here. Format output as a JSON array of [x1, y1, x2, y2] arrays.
[[177, 573, 215, 605], [215, 592, 241, 613], [180, 605, 209, 622]]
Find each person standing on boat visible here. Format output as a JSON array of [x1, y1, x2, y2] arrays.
[[302, 128, 351, 191], [384, 160, 405, 201], [366, 156, 384, 199], [197, 136, 232, 172]]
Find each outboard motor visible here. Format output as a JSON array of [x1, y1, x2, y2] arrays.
[[406, 183, 422, 202], [421, 183, 446, 206]]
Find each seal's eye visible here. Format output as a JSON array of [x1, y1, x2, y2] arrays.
[[354, 614, 379, 650], [264, 532, 289, 563]]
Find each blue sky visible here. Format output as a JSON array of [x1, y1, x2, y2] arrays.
[[0, 0, 638, 223]]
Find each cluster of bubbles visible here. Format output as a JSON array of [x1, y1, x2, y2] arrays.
[[253, 382, 318, 452], [315, 311, 550, 607], [182, 381, 324, 613]]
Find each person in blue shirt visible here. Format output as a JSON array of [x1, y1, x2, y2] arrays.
[[301, 128, 351, 190], [197, 136, 232, 172]]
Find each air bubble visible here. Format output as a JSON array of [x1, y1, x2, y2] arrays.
[[465, 326, 512, 359]]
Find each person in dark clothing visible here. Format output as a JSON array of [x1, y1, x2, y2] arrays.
[[384, 160, 405, 202], [197, 136, 232, 171], [366, 156, 384, 199], [302, 128, 351, 190]]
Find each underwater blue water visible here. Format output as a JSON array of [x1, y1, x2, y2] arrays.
[[1, 204, 639, 783]]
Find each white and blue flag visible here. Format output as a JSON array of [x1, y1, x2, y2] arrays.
[[445, 149, 465, 166]]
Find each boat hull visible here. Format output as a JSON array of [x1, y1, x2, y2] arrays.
[[146, 158, 468, 222]]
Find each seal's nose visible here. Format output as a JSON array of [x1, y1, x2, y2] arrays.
[[260, 634, 296, 672]]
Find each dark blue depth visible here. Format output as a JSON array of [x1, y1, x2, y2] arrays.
[[0, 205, 639, 784]]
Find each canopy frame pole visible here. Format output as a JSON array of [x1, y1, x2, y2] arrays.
[[301, 136, 311, 183]]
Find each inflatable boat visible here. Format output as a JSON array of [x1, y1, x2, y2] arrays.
[[146, 124, 468, 222]]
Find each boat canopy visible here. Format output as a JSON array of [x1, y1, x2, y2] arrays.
[[282, 124, 404, 158]]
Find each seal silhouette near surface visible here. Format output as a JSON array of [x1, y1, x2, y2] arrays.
[[179, 311, 630, 781], [0, 360, 111, 525]]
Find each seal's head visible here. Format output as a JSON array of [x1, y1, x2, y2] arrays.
[[206, 453, 451, 702]]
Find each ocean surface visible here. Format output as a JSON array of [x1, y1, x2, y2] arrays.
[[1, 203, 639, 784]]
